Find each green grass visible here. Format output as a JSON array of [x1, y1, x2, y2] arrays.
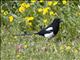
[[1, 1, 80, 60]]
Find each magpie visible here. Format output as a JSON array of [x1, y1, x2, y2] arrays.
[[15, 18, 62, 38], [36, 18, 62, 38]]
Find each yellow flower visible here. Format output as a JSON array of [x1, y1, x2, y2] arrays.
[[48, 1, 52, 6], [28, 22, 32, 26], [3, 11, 8, 16], [50, 11, 55, 16], [53, 1, 58, 6], [25, 16, 34, 26], [25, 17, 34, 21], [38, 8, 43, 12], [25, 3, 30, 9], [19, 6, 26, 13], [21, 3, 30, 8], [62, 0, 67, 4], [43, 7, 50, 15], [8, 16, 14, 23], [19, 3, 30, 13], [40, 0, 44, 2], [31, 0, 36, 3]]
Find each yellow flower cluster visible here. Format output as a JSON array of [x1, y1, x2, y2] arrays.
[[25, 16, 34, 21], [38, 7, 50, 15], [62, 0, 67, 4], [53, 1, 58, 6], [19, 3, 30, 13], [48, 1, 67, 6], [38, 7, 56, 16], [38, 8, 43, 12], [47, 1, 58, 6], [50, 11, 56, 16], [25, 16, 34, 26], [43, 7, 50, 15], [19, 6, 25, 13], [48, 1, 53, 6], [8, 16, 14, 23]]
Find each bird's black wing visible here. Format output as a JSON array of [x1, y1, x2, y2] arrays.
[[37, 28, 53, 36]]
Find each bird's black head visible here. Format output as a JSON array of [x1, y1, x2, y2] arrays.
[[53, 18, 62, 24], [51, 18, 62, 35]]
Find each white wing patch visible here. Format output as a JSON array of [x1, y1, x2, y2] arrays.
[[44, 32, 54, 38], [46, 27, 53, 31]]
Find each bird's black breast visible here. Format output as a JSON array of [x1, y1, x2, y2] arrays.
[[53, 23, 59, 35]]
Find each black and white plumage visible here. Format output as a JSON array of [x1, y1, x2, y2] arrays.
[[36, 18, 62, 38], [15, 18, 62, 38]]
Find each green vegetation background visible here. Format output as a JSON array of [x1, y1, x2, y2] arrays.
[[1, 0, 80, 60]]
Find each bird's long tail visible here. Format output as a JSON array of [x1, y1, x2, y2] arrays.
[[14, 32, 37, 36], [15, 34, 31, 36]]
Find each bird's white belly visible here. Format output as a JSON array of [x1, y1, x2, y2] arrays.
[[44, 32, 54, 38]]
